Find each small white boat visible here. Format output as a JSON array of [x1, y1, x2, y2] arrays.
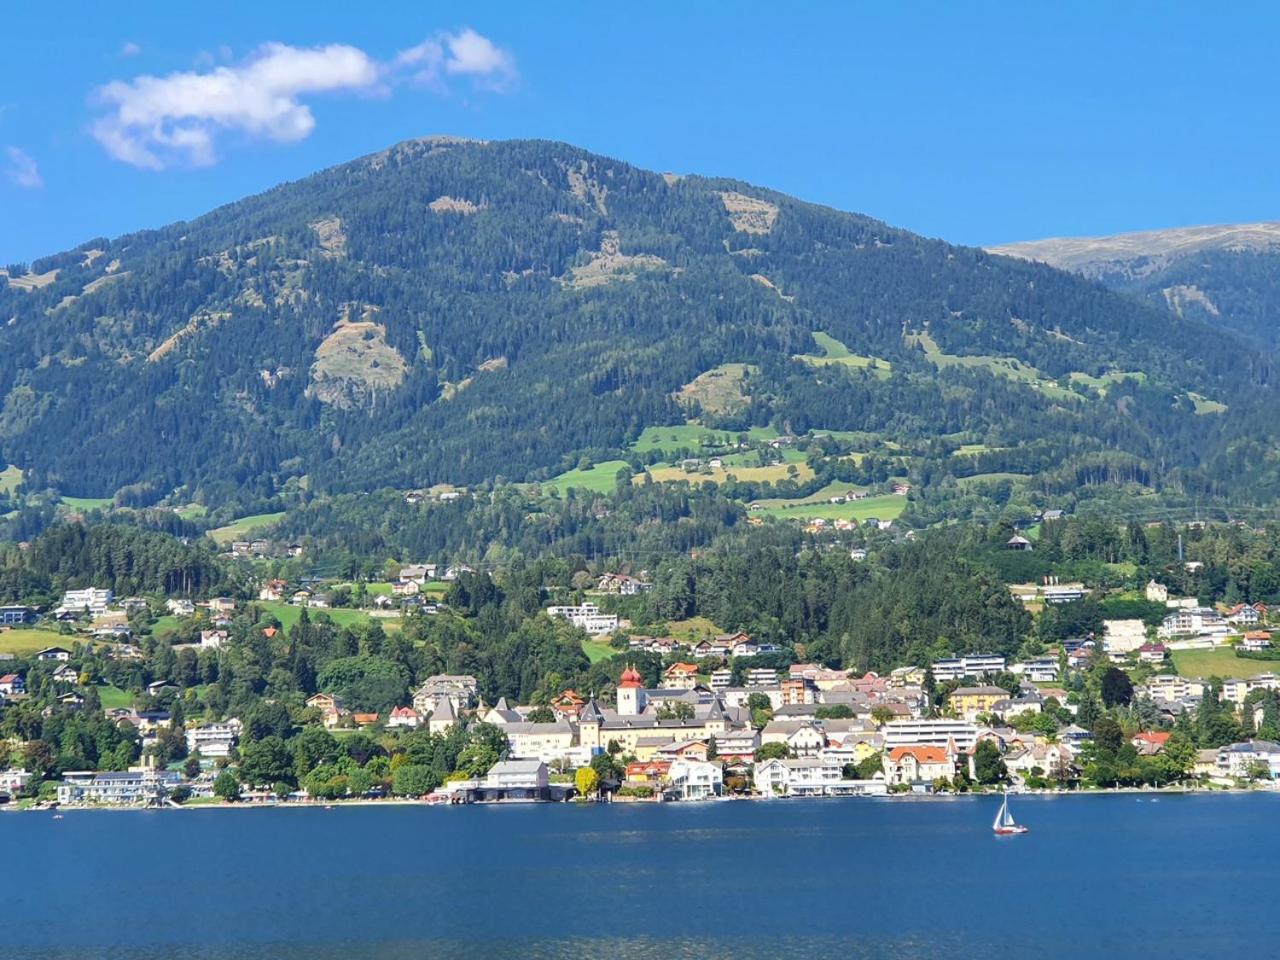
[[992, 792, 1028, 836]]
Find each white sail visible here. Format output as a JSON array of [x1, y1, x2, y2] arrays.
[[993, 795, 1007, 830]]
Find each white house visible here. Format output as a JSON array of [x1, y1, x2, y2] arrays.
[[667, 759, 723, 800], [59, 588, 112, 616], [185, 720, 242, 759], [545, 603, 618, 635]]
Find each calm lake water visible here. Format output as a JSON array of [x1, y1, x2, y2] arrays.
[[6, 793, 1276, 959]]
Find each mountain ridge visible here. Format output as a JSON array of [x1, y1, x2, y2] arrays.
[[0, 137, 1275, 512]]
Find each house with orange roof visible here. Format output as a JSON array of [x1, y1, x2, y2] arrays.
[[550, 689, 586, 715], [663, 662, 701, 690], [885, 745, 955, 787], [353, 712, 380, 727]]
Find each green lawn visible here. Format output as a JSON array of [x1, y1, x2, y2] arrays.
[[582, 637, 619, 664], [147, 615, 186, 638], [0, 465, 22, 496], [794, 332, 893, 379], [0, 627, 69, 656], [209, 512, 286, 545], [256, 600, 393, 633], [1171, 647, 1263, 680], [545, 460, 632, 494], [97, 684, 133, 710], [60, 495, 113, 511], [756, 492, 907, 523], [175, 504, 208, 520]]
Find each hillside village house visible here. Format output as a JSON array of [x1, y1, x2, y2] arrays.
[[1145, 580, 1170, 603], [387, 706, 421, 728], [165, 598, 195, 617], [0, 673, 25, 696], [596, 573, 652, 595], [1241, 632, 1273, 652], [1158, 607, 1229, 639], [1226, 603, 1267, 626], [36, 647, 71, 662], [930, 654, 1006, 681], [946, 686, 1009, 720], [545, 602, 618, 635], [663, 662, 700, 689], [413, 675, 479, 715], [58, 587, 112, 616]]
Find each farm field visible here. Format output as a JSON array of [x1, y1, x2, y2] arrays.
[[544, 460, 631, 494], [642, 461, 814, 485], [1171, 647, 1264, 680], [750, 480, 870, 508], [0, 627, 68, 656], [756, 492, 907, 523], [208, 512, 286, 545], [631, 423, 775, 455]]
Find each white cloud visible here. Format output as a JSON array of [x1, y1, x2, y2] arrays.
[[91, 42, 381, 169], [397, 28, 518, 92], [5, 147, 42, 189], [92, 31, 517, 170], [120, 41, 142, 57]]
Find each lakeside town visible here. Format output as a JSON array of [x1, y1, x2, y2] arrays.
[[5, 543, 1280, 812]]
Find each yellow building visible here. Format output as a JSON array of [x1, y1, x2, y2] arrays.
[[946, 685, 1008, 721]]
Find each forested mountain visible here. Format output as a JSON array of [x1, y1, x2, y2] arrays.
[[990, 222, 1280, 350], [1, 138, 1277, 511]]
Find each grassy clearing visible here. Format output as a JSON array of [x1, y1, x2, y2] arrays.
[[666, 616, 723, 640], [756, 492, 907, 523], [545, 460, 632, 494], [1187, 392, 1228, 415], [1171, 647, 1262, 679], [0, 465, 22, 496], [97, 684, 133, 710], [906, 330, 1079, 402], [175, 504, 208, 520], [750, 480, 870, 508], [60, 495, 113, 512], [582, 637, 619, 664], [794, 332, 893, 379], [256, 600, 393, 633], [208, 512, 286, 545], [631, 423, 775, 454], [147, 615, 186, 638], [1069, 370, 1147, 393], [642, 462, 814, 485], [955, 472, 1029, 487], [0, 628, 68, 656]]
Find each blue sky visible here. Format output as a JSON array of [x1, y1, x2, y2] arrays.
[[2, 2, 1279, 264]]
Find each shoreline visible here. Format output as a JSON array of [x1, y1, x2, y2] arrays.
[[20, 783, 1273, 813]]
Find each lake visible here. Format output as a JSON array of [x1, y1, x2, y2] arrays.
[[6, 792, 1276, 959]]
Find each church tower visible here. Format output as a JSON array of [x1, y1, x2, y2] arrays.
[[617, 665, 645, 716]]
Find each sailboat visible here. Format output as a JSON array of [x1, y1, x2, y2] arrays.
[[992, 792, 1028, 836]]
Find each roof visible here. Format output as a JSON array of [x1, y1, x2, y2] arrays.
[[950, 686, 1008, 697], [889, 745, 949, 763], [1133, 731, 1170, 745]]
